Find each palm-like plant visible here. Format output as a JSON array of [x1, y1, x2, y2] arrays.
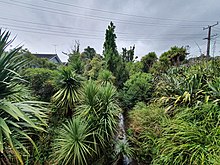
[[76, 80, 99, 118], [96, 83, 120, 141], [0, 30, 47, 164], [52, 66, 83, 116], [0, 31, 23, 99], [113, 140, 133, 165], [97, 69, 115, 85], [52, 117, 96, 165], [77, 80, 120, 160]]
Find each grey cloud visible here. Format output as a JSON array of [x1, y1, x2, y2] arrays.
[[0, 0, 219, 61]]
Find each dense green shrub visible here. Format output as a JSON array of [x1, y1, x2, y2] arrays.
[[24, 68, 58, 101], [120, 72, 153, 109]]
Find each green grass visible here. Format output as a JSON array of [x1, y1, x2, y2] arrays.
[[127, 102, 220, 164]]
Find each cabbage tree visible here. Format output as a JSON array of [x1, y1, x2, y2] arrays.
[[0, 30, 47, 164]]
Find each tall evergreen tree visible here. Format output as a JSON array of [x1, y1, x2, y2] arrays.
[[103, 22, 129, 88], [103, 21, 119, 73]]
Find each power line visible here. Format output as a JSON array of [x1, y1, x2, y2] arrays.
[[214, 27, 220, 30], [0, 16, 105, 34], [120, 38, 202, 41], [1, 26, 104, 40], [0, 16, 206, 38], [0, 0, 212, 53], [0, 0, 204, 28], [0, 16, 206, 40], [0, 17, 205, 37], [213, 29, 220, 32], [1, 23, 103, 38], [1, 24, 203, 42], [43, 0, 218, 23], [213, 28, 220, 33], [1, 21, 204, 40]]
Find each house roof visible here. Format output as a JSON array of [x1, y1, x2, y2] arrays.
[[32, 53, 62, 64]]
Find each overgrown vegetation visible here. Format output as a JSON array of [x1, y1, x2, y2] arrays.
[[128, 60, 220, 164], [1, 20, 220, 165]]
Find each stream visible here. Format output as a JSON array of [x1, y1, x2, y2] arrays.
[[117, 113, 131, 165]]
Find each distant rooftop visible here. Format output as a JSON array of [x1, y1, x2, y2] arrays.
[[32, 53, 62, 64], [33, 53, 56, 58]]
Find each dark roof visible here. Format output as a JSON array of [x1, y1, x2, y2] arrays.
[[33, 53, 56, 59], [32, 53, 62, 64]]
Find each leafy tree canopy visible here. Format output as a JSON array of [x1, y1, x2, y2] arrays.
[[122, 45, 136, 62], [141, 52, 158, 73], [126, 61, 144, 76], [160, 46, 187, 66], [81, 46, 96, 60], [83, 55, 105, 80]]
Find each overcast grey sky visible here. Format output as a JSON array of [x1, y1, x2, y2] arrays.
[[0, 0, 220, 61]]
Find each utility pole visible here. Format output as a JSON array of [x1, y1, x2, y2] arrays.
[[203, 22, 218, 58]]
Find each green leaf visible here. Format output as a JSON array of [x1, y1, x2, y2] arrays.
[[0, 128, 3, 153], [0, 118, 11, 134], [0, 101, 19, 120]]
